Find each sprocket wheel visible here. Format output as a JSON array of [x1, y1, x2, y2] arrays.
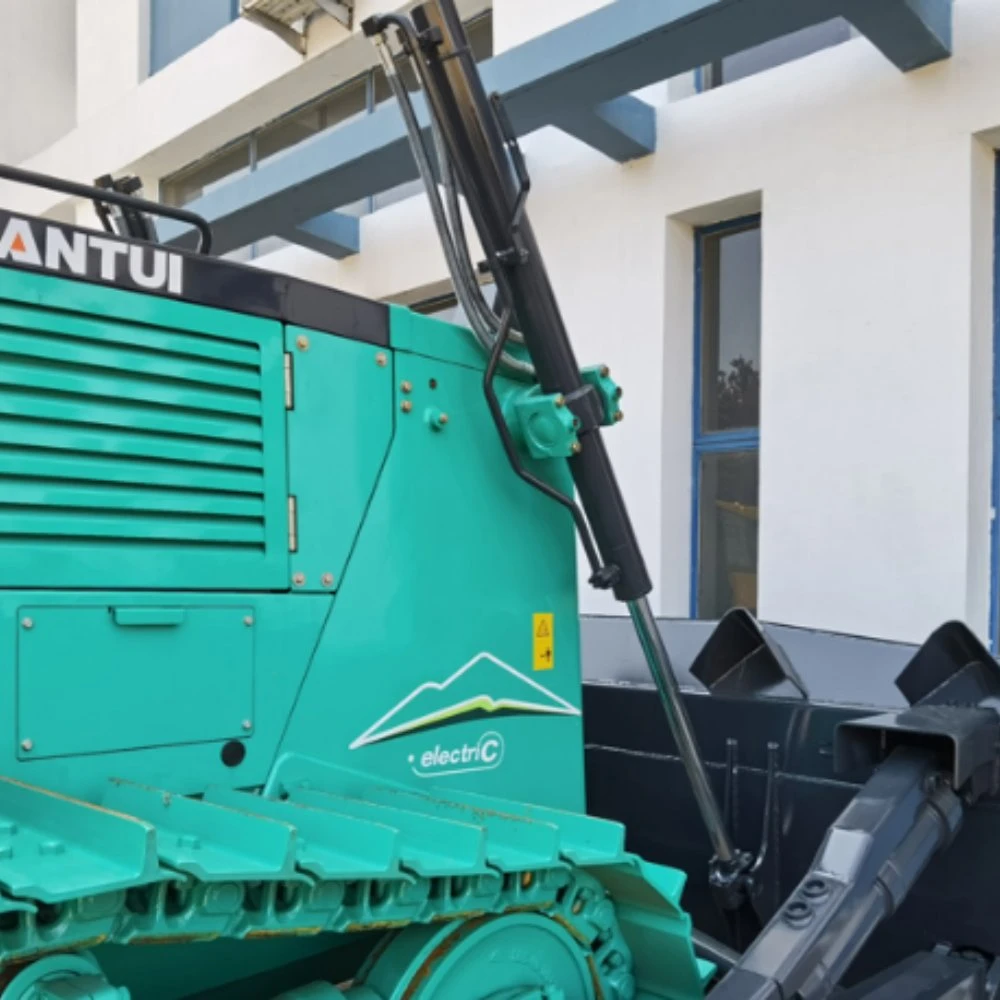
[[354, 913, 620, 1000]]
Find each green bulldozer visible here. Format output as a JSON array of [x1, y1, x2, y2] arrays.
[[0, 2, 995, 998]]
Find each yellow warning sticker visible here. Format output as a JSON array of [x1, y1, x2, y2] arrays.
[[533, 613, 554, 671]]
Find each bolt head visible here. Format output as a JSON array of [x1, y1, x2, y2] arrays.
[[241, 720, 252, 732], [401, 400, 413, 413], [243, 615, 254, 627], [439, 413, 449, 425], [375, 352, 388, 367], [296, 335, 309, 351], [571, 441, 583, 455], [321, 572, 334, 587], [554, 395, 566, 408], [20, 617, 32, 630], [20, 739, 32, 752], [292, 572, 306, 587], [600, 365, 610, 378], [400, 380, 413, 393], [614, 410, 624, 422]]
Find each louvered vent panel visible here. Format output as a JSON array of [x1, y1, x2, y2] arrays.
[[0, 284, 288, 590]]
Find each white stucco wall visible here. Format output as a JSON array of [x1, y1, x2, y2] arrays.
[[0, 0, 76, 165], [2, 0, 1000, 645]]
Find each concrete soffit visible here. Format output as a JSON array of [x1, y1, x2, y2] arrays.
[[160, 0, 953, 259]]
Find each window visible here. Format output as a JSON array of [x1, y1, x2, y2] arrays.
[[161, 11, 493, 238], [700, 19, 853, 89], [692, 217, 762, 619], [150, 0, 239, 76]]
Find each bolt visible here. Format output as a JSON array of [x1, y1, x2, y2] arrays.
[[614, 410, 624, 422], [20, 739, 32, 753], [401, 380, 413, 393], [571, 441, 583, 455], [554, 395, 566, 408], [375, 352, 388, 367], [600, 365, 610, 378], [401, 400, 413, 413], [296, 335, 309, 351], [292, 572, 306, 587], [20, 617, 32, 630], [242, 720, 252, 731], [439, 413, 449, 425], [321, 572, 334, 587], [243, 615, 254, 627]]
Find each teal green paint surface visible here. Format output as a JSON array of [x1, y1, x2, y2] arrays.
[[0, 280, 706, 998], [0, 591, 328, 800], [0, 270, 288, 591], [582, 364, 624, 425], [504, 384, 580, 460], [279, 345, 585, 811], [18, 605, 254, 758], [285, 328, 393, 592]]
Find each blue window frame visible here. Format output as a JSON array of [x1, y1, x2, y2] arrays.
[[691, 216, 762, 619]]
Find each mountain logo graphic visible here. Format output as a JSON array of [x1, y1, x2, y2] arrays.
[[349, 652, 580, 750]]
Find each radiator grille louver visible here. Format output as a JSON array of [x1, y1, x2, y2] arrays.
[[0, 279, 288, 590]]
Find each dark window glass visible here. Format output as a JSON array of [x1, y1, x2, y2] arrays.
[[700, 222, 761, 433], [697, 451, 759, 617], [160, 137, 251, 206], [707, 18, 852, 87], [257, 76, 368, 166]]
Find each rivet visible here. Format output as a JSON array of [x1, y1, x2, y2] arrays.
[[571, 441, 583, 455], [600, 365, 610, 378], [20, 739, 32, 752], [243, 615, 254, 627], [321, 572, 334, 587], [375, 352, 388, 367], [20, 617, 32, 630], [554, 395, 566, 408], [292, 572, 306, 587], [614, 410, 624, 422], [296, 335, 309, 351], [401, 400, 413, 414], [439, 413, 449, 425], [401, 380, 413, 393], [242, 720, 252, 731]]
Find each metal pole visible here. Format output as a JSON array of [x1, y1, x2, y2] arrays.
[[628, 597, 735, 863]]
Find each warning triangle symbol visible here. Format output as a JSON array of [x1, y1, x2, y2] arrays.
[[10, 233, 26, 253], [535, 619, 551, 638]]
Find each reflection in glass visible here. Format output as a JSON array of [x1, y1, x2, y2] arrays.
[[698, 451, 759, 618]]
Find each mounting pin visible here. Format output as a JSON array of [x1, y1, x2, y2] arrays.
[[375, 352, 388, 367], [292, 572, 306, 587], [296, 335, 309, 351], [243, 615, 254, 627], [20, 739, 32, 752], [321, 572, 334, 587], [401, 400, 413, 413], [20, 617, 32, 630], [241, 720, 252, 732], [401, 380, 413, 393]]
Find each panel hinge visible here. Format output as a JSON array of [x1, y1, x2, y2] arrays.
[[284, 352, 294, 409], [288, 495, 299, 552]]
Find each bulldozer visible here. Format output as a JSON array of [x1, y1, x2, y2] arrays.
[[0, 2, 997, 997]]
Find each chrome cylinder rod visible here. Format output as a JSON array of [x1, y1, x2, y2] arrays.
[[628, 596, 735, 864]]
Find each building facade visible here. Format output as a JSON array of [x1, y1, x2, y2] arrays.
[[0, 0, 992, 648]]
